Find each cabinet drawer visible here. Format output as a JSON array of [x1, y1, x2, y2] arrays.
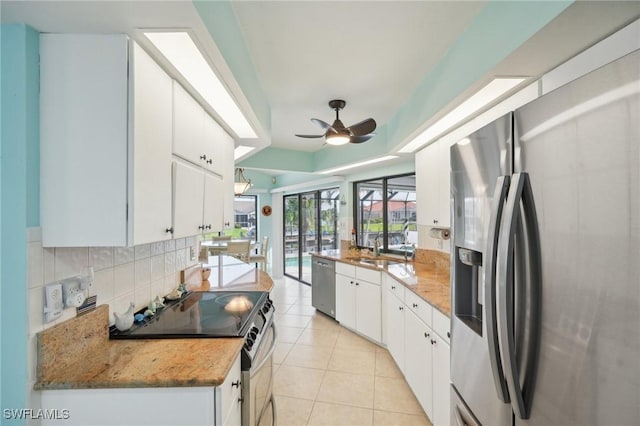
[[405, 290, 433, 327], [219, 354, 242, 423], [355, 266, 381, 285], [336, 262, 355, 276], [432, 308, 451, 344], [384, 277, 405, 302]]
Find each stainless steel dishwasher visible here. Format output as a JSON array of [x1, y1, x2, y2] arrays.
[[311, 257, 336, 318]]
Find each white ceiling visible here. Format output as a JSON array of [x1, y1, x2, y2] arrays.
[[231, 1, 486, 152], [3, 1, 640, 167]]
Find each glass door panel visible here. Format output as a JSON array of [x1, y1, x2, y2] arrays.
[[300, 192, 318, 283], [284, 195, 299, 278], [320, 189, 339, 251]]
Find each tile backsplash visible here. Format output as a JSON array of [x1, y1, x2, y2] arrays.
[[26, 227, 201, 409], [27, 227, 200, 334]]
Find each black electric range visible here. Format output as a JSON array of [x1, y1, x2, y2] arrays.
[[109, 291, 273, 339]]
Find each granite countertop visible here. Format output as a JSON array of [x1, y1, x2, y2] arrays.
[[312, 249, 451, 316], [35, 260, 274, 391]]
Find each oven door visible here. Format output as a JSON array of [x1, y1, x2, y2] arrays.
[[242, 321, 277, 426]]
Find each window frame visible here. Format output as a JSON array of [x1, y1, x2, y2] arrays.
[[353, 172, 416, 255]]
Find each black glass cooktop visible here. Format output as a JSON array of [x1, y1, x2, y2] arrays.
[[110, 291, 268, 339]]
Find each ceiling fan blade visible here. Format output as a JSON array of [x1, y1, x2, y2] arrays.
[[350, 134, 375, 144], [311, 118, 336, 132], [295, 134, 325, 138], [348, 118, 376, 136]]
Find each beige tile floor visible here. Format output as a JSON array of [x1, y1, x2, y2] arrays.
[[261, 276, 432, 426]]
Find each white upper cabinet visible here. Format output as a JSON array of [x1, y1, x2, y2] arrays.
[[203, 172, 224, 233], [40, 35, 172, 247], [172, 160, 205, 239], [172, 81, 205, 168], [416, 139, 452, 229], [173, 81, 232, 177]]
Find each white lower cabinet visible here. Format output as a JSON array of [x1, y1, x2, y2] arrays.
[[382, 276, 450, 426], [335, 265, 382, 343], [432, 332, 451, 426], [40, 355, 241, 426], [404, 309, 434, 417], [402, 301, 450, 426], [384, 285, 406, 373]]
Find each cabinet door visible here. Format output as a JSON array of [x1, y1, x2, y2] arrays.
[[221, 132, 235, 229], [415, 141, 439, 228], [204, 172, 224, 234], [384, 290, 405, 373], [173, 161, 205, 239], [203, 114, 232, 176], [130, 42, 173, 245], [356, 280, 381, 342], [432, 334, 451, 426], [40, 34, 129, 247], [173, 81, 205, 165], [438, 139, 452, 228], [404, 309, 434, 418], [335, 273, 356, 329]]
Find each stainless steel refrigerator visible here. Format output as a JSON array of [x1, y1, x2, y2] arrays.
[[450, 50, 639, 426]]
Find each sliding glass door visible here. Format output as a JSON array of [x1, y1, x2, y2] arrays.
[[284, 188, 339, 284]]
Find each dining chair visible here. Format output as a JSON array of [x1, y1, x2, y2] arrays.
[[249, 236, 269, 271], [226, 240, 251, 262]]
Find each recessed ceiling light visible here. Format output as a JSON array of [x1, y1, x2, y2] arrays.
[[399, 77, 526, 153], [319, 155, 398, 175], [234, 145, 255, 160], [144, 31, 257, 139]]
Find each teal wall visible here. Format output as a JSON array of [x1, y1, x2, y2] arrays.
[[1, 23, 40, 425]]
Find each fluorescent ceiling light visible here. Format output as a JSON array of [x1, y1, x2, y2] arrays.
[[234, 145, 255, 160], [399, 77, 526, 153], [319, 155, 398, 175], [144, 32, 257, 139]]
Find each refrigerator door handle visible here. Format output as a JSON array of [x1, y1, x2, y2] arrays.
[[496, 172, 542, 419], [484, 175, 510, 403]]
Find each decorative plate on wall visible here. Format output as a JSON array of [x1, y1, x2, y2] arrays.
[[261, 205, 272, 216]]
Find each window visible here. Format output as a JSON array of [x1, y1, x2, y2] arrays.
[[228, 195, 257, 239], [354, 174, 416, 255]]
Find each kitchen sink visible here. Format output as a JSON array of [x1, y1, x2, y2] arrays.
[[358, 258, 402, 267]]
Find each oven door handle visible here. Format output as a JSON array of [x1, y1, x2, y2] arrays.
[[251, 321, 278, 377]]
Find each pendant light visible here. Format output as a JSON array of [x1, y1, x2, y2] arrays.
[[234, 168, 252, 195]]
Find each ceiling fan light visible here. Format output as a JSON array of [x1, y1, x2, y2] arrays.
[[326, 134, 350, 146]]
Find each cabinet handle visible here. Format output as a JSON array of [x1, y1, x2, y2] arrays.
[[165, 227, 173, 234], [350, 281, 354, 285], [433, 219, 438, 224], [207, 159, 212, 164], [232, 380, 241, 388], [198, 225, 205, 230], [205, 224, 212, 230], [412, 303, 418, 308], [391, 285, 396, 290], [355, 282, 359, 286], [237, 397, 244, 403], [399, 306, 403, 311], [447, 331, 451, 338], [431, 339, 437, 345], [200, 154, 207, 160], [424, 332, 430, 338]]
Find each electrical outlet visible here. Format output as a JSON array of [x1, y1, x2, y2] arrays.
[[44, 283, 64, 323], [62, 278, 86, 308]]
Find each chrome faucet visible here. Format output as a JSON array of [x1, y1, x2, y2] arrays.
[[399, 243, 416, 262]]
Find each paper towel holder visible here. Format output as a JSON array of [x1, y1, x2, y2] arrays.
[[429, 227, 451, 240]]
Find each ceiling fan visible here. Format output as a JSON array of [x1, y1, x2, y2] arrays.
[[295, 99, 376, 145]]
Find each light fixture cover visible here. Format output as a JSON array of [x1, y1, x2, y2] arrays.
[[234, 168, 252, 195], [325, 133, 350, 146]]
